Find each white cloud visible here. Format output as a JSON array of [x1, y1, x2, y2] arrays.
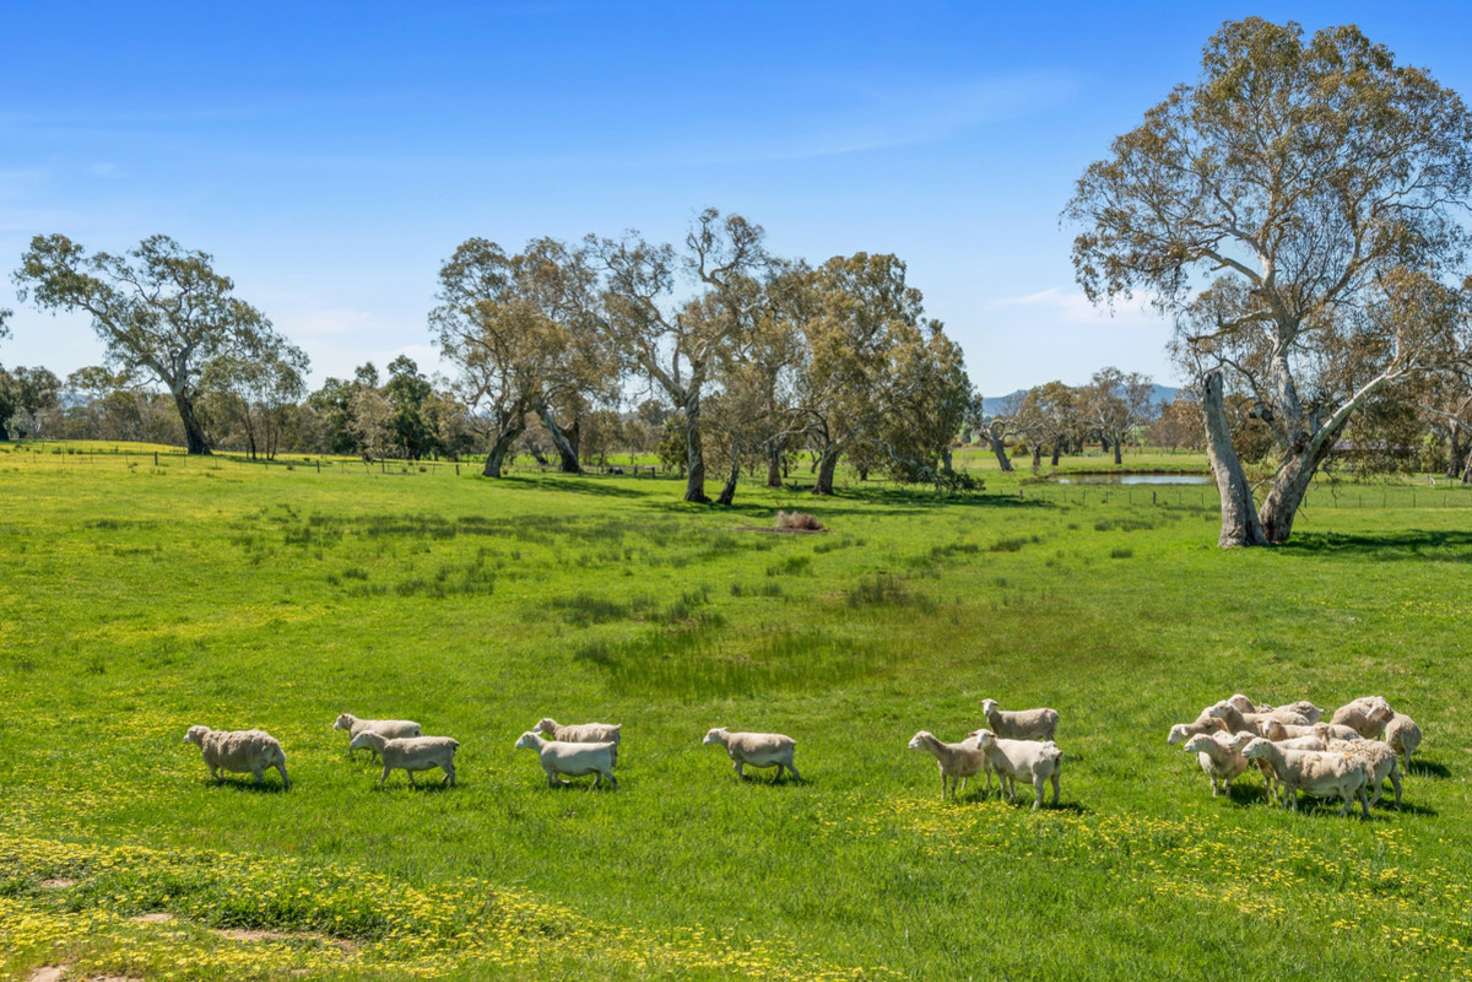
[[990, 286, 1165, 328]]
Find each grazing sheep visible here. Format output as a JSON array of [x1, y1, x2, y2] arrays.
[[515, 731, 617, 789], [1276, 700, 1325, 724], [1325, 737, 1403, 807], [183, 726, 289, 789], [1181, 732, 1249, 797], [1384, 713, 1422, 770], [1245, 708, 1313, 728], [535, 719, 622, 763], [1330, 696, 1395, 739], [907, 731, 988, 800], [969, 729, 1062, 810], [1167, 716, 1230, 745], [1203, 702, 1260, 735], [980, 698, 1059, 741], [1240, 738, 1370, 817], [1261, 719, 1361, 743], [702, 728, 801, 782], [333, 713, 422, 759], [349, 731, 458, 787]]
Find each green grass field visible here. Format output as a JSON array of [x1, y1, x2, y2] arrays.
[[2, 443, 1471, 979]]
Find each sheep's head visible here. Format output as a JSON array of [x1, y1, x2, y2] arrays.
[[1262, 719, 1287, 741], [1282, 700, 1321, 723], [971, 729, 997, 750], [1240, 738, 1272, 760], [1203, 702, 1233, 721], [535, 718, 558, 736], [980, 698, 999, 717], [333, 713, 356, 732], [1181, 734, 1217, 755], [1166, 724, 1190, 745], [514, 731, 542, 752], [1365, 699, 1394, 727], [183, 725, 209, 746], [349, 730, 387, 752], [1227, 693, 1255, 714], [906, 731, 933, 751], [1227, 732, 1255, 753], [702, 728, 729, 747]]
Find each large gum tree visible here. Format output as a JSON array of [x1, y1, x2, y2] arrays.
[[1066, 19, 1472, 546]]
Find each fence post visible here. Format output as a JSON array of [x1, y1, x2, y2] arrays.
[[456, 463, 460, 476], [153, 451, 158, 467]]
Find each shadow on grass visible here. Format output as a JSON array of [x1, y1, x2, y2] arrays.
[[1380, 800, 1438, 817], [1410, 759, 1451, 779], [1283, 529, 1472, 561], [499, 474, 656, 499], [209, 778, 289, 794]]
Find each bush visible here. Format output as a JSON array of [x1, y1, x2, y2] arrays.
[[775, 510, 824, 532]]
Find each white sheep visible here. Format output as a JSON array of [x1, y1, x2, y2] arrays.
[[1181, 732, 1249, 797], [1228, 695, 1323, 723], [1260, 719, 1361, 743], [1240, 738, 1370, 817], [1384, 713, 1422, 770], [349, 731, 458, 787], [702, 728, 801, 782], [1204, 701, 1310, 735], [515, 731, 617, 789], [907, 730, 988, 800], [1276, 700, 1325, 724], [1329, 696, 1395, 739], [332, 713, 422, 759], [1167, 716, 1230, 745], [980, 698, 1059, 741], [1324, 737, 1402, 807], [535, 718, 622, 763], [969, 729, 1062, 810], [183, 726, 289, 789]]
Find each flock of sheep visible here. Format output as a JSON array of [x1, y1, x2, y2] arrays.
[[1167, 694, 1422, 816], [180, 713, 801, 791], [180, 695, 1422, 819]]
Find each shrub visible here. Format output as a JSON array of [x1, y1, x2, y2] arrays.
[[774, 511, 823, 532]]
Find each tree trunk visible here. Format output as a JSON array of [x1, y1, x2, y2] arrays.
[[716, 456, 740, 506], [1201, 371, 1267, 548], [482, 426, 523, 478], [766, 443, 782, 488], [0, 421, 9, 441], [1112, 438, 1122, 466], [682, 394, 709, 503], [1050, 443, 1062, 467], [1030, 444, 1042, 470], [942, 448, 953, 473], [1099, 434, 1110, 453], [1257, 453, 1317, 544], [174, 389, 211, 455], [1449, 424, 1465, 479], [857, 465, 869, 481], [988, 431, 1013, 472], [539, 405, 581, 474], [813, 447, 839, 495]]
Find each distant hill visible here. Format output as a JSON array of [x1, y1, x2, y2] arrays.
[[982, 383, 1181, 415]]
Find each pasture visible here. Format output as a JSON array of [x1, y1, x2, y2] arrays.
[[2, 444, 1471, 979]]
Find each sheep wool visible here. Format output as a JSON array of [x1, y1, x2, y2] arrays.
[[907, 730, 988, 799], [349, 731, 458, 787], [702, 728, 801, 782], [183, 725, 289, 789]]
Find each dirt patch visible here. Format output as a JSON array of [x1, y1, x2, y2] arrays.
[[38, 878, 77, 890], [215, 928, 357, 953], [28, 968, 66, 982], [734, 525, 826, 534], [129, 912, 175, 924]]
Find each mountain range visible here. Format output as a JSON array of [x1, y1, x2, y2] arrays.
[[980, 384, 1182, 415]]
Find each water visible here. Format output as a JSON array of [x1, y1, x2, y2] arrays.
[[1053, 473, 1211, 485]]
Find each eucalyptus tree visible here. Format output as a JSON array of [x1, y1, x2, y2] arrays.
[[1067, 18, 1472, 545], [1086, 368, 1155, 465], [14, 234, 281, 454], [592, 209, 768, 502], [200, 336, 309, 459]]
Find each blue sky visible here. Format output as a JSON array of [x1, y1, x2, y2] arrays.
[[3, 1, 1470, 395]]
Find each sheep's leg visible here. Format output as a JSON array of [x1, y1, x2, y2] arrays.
[[276, 763, 290, 790], [604, 770, 618, 790], [939, 768, 947, 800], [443, 764, 455, 787], [407, 770, 418, 788], [958, 775, 968, 798], [1390, 766, 1402, 806], [546, 772, 559, 788], [252, 768, 264, 785], [1032, 774, 1044, 810], [785, 762, 801, 782], [378, 765, 390, 785], [1050, 770, 1060, 806], [1358, 787, 1370, 819], [733, 760, 744, 779], [1209, 774, 1219, 797]]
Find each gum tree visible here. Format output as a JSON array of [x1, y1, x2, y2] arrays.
[[1066, 19, 1472, 545], [15, 235, 279, 454]]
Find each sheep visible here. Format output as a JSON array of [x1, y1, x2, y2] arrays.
[[907, 731, 988, 800], [534, 719, 622, 763], [1276, 700, 1325, 724], [1384, 713, 1422, 770], [1223, 731, 1286, 801], [979, 698, 1059, 741], [514, 731, 617, 789], [183, 726, 289, 789], [1167, 716, 1230, 745], [1228, 695, 1323, 723], [1240, 738, 1370, 817], [1324, 737, 1402, 807], [1181, 732, 1249, 797], [349, 731, 458, 787], [1204, 702, 1310, 736], [969, 729, 1062, 810], [1330, 696, 1395, 739], [1260, 719, 1361, 743], [1226, 693, 1259, 714], [702, 728, 801, 782], [332, 713, 422, 759]]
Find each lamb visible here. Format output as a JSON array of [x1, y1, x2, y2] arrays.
[[1180, 732, 1249, 797], [1167, 716, 1229, 745], [1261, 719, 1361, 743], [515, 731, 617, 789], [979, 698, 1059, 741], [183, 726, 289, 789], [1224, 731, 1285, 801], [349, 731, 458, 787], [535, 718, 622, 763], [332, 713, 422, 759], [1384, 713, 1422, 770], [969, 729, 1062, 810], [907, 731, 988, 800], [1324, 737, 1402, 807], [1329, 696, 1395, 739], [1240, 738, 1370, 817], [702, 728, 801, 782]]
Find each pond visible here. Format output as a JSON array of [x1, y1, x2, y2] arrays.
[[1053, 472, 1212, 485]]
